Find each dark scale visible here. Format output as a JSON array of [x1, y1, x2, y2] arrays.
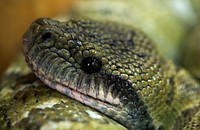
[[105, 75, 155, 130]]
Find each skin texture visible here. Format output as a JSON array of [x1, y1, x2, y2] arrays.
[[22, 18, 200, 130]]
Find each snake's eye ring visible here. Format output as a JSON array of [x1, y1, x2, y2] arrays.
[[81, 57, 102, 74], [41, 32, 52, 41]]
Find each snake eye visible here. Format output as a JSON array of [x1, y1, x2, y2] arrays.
[[81, 57, 102, 74], [41, 32, 52, 41]]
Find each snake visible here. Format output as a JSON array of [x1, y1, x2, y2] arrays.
[[22, 17, 200, 130]]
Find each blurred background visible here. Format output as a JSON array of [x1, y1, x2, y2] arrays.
[[0, 0, 200, 80], [0, 0, 74, 78]]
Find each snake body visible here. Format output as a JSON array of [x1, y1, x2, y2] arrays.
[[22, 18, 200, 130]]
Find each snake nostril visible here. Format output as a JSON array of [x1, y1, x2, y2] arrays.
[[41, 32, 52, 41]]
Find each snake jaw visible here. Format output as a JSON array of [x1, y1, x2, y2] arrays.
[[25, 57, 128, 126], [24, 52, 121, 107]]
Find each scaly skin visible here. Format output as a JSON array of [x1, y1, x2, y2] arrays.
[[22, 18, 200, 130]]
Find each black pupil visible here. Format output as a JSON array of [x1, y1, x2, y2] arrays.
[[42, 32, 52, 41], [81, 57, 102, 74]]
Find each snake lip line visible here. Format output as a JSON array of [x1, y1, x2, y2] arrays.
[[24, 53, 122, 112]]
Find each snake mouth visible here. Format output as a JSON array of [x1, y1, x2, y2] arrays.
[[24, 53, 121, 111]]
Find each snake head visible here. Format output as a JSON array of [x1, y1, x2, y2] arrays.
[[23, 18, 166, 130]]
